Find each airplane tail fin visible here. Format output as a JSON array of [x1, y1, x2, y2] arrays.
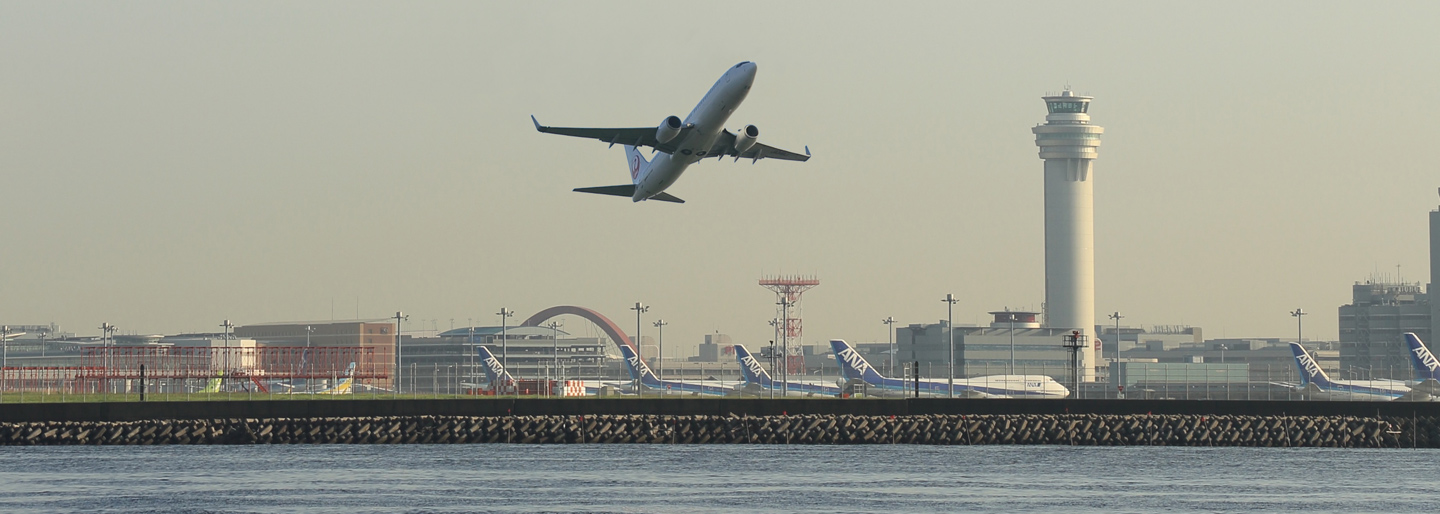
[[475, 346, 515, 385], [733, 345, 773, 385], [625, 145, 650, 184], [318, 362, 357, 395], [829, 339, 887, 384], [1405, 333, 1440, 381], [1289, 342, 1334, 388], [617, 343, 658, 382], [199, 370, 223, 393]]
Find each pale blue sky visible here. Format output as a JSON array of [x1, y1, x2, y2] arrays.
[[2, 2, 1438, 352]]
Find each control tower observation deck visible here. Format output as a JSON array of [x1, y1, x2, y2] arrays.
[[1032, 88, 1104, 381]]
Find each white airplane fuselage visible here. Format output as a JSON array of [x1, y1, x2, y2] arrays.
[[633, 63, 756, 201]]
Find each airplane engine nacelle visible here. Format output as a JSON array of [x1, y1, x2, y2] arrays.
[[733, 124, 759, 153], [656, 116, 682, 144]]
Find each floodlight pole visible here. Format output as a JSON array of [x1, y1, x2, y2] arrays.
[[497, 308, 513, 383], [549, 321, 563, 391], [220, 320, 234, 374], [882, 316, 896, 376], [653, 319, 668, 383], [943, 294, 958, 399], [1108, 311, 1123, 386], [630, 302, 648, 395], [1006, 308, 1016, 374], [395, 311, 407, 394], [1290, 308, 1307, 343], [779, 297, 791, 393]]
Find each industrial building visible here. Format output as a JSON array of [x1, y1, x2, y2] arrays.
[[895, 312, 1082, 380], [1338, 281, 1432, 379], [235, 320, 397, 388], [421, 326, 617, 382]]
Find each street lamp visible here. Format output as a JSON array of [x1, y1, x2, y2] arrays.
[[630, 302, 648, 395], [1290, 308, 1307, 343], [882, 316, 896, 376], [943, 293, 958, 399], [653, 319, 668, 383]]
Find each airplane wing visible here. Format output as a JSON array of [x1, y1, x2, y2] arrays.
[[708, 129, 811, 162], [531, 116, 693, 153]]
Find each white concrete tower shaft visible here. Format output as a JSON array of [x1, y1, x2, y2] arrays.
[[1033, 89, 1103, 381], [1429, 189, 1439, 348]]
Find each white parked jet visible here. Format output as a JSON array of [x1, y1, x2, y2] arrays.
[[532, 61, 809, 203]]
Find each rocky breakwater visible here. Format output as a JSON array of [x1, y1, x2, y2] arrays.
[[0, 414, 1426, 447]]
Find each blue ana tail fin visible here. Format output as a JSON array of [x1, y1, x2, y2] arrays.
[[733, 345, 772, 385], [617, 344, 657, 382], [1405, 333, 1440, 381], [829, 339, 887, 384], [1289, 342, 1333, 388], [624, 145, 650, 184], [475, 346, 514, 385]]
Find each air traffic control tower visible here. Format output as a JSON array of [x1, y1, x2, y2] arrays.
[[1431, 189, 1439, 348], [1033, 88, 1103, 381]]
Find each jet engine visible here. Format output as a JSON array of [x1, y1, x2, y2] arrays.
[[656, 116, 682, 144], [733, 124, 759, 153]]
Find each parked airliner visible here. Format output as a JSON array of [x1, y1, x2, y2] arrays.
[[829, 340, 1070, 399], [617, 344, 744, 396], [1287, 342, 1431, 401], [1400, 333, 1440, 396], [733, 344, 842, 397], [532, 62, 809, 203], [474, 346, 621, 395]]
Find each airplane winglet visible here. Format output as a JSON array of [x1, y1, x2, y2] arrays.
[[530, 115, 542, 131], [805, 145, 811, 156]]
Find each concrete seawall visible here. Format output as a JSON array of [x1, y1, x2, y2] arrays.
[[0, 413, 1426, 447], [4, 398, 1438, 423], [2, 399, 1438, 446]]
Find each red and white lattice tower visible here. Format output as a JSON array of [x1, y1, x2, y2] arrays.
[[759, 274, 819, 374]]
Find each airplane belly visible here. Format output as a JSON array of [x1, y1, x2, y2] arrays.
[[641, 159, 688, 196]]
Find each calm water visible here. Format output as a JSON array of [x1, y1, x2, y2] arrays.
[[1, 445, 1436, 513]]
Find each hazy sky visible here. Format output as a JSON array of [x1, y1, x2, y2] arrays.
[[3, 2, 1438, 354]]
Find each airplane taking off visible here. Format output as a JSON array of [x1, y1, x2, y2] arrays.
[[829, 340, 1070, 399], [733, 344, 842, 397], [1286, 342, 1431, 401], [532, 62, 810, 203]]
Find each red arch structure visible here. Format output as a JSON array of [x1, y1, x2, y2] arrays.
[[521, 305, 635, 352]]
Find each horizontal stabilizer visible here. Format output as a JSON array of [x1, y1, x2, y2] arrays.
[[573, 185, 684, 203], [574, 185, 637, 197]]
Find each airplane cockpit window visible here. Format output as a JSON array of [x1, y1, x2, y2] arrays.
[[734, 61, 751, 68]]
